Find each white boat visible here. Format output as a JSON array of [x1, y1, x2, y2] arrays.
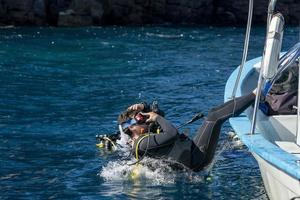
[[224, 0, 300, 199]]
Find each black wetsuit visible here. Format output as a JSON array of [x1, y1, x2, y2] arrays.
[[132, 93, 256, 171]]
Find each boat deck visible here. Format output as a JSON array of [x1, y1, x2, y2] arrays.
[[275, 141, 300, 158]]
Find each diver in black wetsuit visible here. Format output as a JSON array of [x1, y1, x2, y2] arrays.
[[118, 92, 256, 171]]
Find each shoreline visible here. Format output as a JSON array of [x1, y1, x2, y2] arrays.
[[0, 0, 299, 27]]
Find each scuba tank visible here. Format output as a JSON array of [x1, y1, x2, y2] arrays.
[[96, 132, 120, 151]]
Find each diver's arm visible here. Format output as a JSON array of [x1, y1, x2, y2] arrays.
[[156, 115, 178, 139], [127, 102, 165, 116], [127, 103, 147, 112], [133, 115, 178, 152]]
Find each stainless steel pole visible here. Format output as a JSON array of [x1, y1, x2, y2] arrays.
[[231, 0, 253, 99], [249, 0, 277, 135], [250, 70, 265, 134]]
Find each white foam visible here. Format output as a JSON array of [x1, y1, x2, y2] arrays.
[[117, 125, 130, 149], [146, 33, 184, 39], [100, 157, 205, 185]]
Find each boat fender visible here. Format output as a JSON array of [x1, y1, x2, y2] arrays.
[[262, 12, 284, 79]]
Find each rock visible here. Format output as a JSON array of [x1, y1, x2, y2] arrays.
[[109, 0, 134, 24], [33, 0, 46, 17], [5, 0, 33, 11], [0, 0, 7, 14], [215, 8, 237, 25], [57, 0, 103, 26], [58, 10, 93, 26], [0, 1, 7, 24], [33, 0, 47, 25], [166, 0, 182, 6], [0, 0, 299, 26], [60, 9, 75, 16], [164, 0, 213, 24], [4, 0, 32, 24], [71, 0, 102, 15]]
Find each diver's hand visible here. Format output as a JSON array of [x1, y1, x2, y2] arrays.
[[141, 112, 158, 123], [127, 103, 144, 111]]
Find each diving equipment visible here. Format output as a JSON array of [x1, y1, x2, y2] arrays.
[[96, 132, 120, 150]]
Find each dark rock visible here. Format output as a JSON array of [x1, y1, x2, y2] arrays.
[[166, 0, 182, 6], [0, 1, 7, 24], [5, 0, 32, 25], [34, 0, 46, 17], [57, 0, 103, 26], [0, 0, 299, 26], [215, 8, 237, 25], [6, 0, 33, 11], [58, 9, 93, 26]]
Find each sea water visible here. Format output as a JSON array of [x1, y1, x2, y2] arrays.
[[0, 26, 299, 199]]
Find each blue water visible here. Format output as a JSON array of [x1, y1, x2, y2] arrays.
[[0, 26, 299, 199]]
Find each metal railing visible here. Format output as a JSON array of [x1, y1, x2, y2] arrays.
[[231, 0, 253, 99], [249, 0, 278, 135]]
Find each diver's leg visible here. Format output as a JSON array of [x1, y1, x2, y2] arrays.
[[191, 93, 255, 171], [205, 93, 256, 122]]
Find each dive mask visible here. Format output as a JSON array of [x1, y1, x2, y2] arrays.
[[121, 113, 148, 134], [121, 118, 138, 130]]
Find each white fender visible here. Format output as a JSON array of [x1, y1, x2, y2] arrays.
[[262, 13, 284, 79]]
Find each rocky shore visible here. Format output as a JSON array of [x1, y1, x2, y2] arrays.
[[0, 0, 299, 26]]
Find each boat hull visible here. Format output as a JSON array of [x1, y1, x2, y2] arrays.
[[253, 153, 300, 200]]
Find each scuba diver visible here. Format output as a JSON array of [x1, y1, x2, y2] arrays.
[[109, 90, 257, 172]]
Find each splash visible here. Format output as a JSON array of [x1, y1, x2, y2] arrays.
[[226, 131, 246, 148], [100, 137, 237, 185], [204, 141, 232, 174], [100, 157, 206, 185]]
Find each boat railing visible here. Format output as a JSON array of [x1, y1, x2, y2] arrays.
[[231, 0, 278, 100], [250, 11, 284, 135], [245, 0, 280, 135], [230, 0, 253, 99]]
